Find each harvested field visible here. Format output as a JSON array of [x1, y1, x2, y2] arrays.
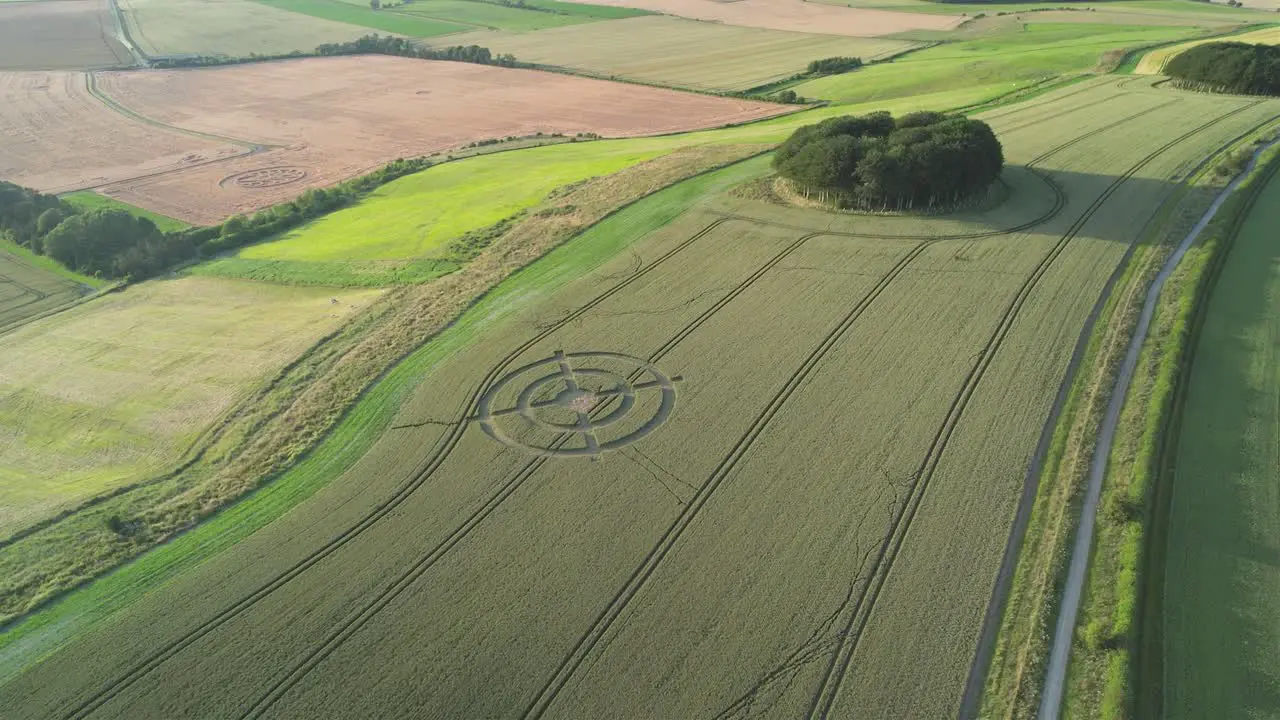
[[0, 71, 244, 194], [4, 80, 1278, 719], [434, 16, 921, 91], [0, 0, 132, 70], [0, 276, 383, 539], [555, 0, 959, 36], [118, 0, 374, 57], [91, 55, 791, 223]]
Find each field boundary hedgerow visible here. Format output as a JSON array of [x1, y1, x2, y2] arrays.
[[974, 109, 1280, 720]]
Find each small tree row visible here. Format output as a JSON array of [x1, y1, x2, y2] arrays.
[[1164, 42, 1280, 96], [773, 111, 1004, 212]]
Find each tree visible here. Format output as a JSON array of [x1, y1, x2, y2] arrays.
[[36, 207, 65, 236], [1165, 42, 1280, 95], [773, 111, 1003, 212]]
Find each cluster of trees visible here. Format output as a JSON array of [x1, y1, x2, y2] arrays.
[[1164, 42, 1280, 95], [0, 155, 437, 281], [316, 35, 517, 66], [153, 35, 515, 69], [773, 111, 1004, 212], [806, 56, 863, 76], [0, 183, 194, 279]]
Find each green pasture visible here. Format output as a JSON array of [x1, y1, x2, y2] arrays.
[[251, 0, 470, 37], [796, 23, 1196, 104], [389, 0, 592, 30], [0, 277, 384, 541], [0, 242, 100, 333], [60, 192, 189, 234], [1161, 164, 1280, 720]]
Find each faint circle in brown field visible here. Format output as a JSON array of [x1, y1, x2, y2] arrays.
[[221, 166, 309, 190]]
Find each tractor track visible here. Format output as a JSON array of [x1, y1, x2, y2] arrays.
[[802, 99, 1261, 720], [237, 228, 849, 718], [57, 215, 735, 720], [240, 97, 1180, 719], [59, 96, 1198, 720]]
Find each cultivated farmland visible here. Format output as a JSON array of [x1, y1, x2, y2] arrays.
[[0, 0, 132, 70], [0, 276, 383, 538], [435, 16, 921, 91], [4, 80, 1277, 719], [0, 71, 244, 193], [797, 23, 1200, 105], [1161, 164, 1280, 720], [556, 0, 958, 36], [116, 0, 374, 57], [0, 244, 98, 334], [90, 55, 791, 223], [1135, 25, 1280, 74]]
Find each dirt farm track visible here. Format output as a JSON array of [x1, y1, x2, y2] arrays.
[[0, 56, 790, 224]]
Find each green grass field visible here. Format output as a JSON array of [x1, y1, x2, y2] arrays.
[[251, 0, 470, 37], [0, 276, 383, 539], [0, 242, 101, 333], [60, 191, 189, 233], [4, 79, 1278, 719], [119, 0, 376, 56], [433, 16, 920, 91], [796, 23, 1200, 104], [1159, 160, 1280, 720]]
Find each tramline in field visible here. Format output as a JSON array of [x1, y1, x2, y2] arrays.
[[4, 79, 1278, 719]]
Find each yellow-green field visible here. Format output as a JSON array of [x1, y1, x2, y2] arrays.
[[797, 23, 1201, 104], [1135, 24, 1280, 74], [431, 16, 920, 91], [118, 0, 373, 57], [0, 276, 382, 537], [4, 79, 1277, 719]]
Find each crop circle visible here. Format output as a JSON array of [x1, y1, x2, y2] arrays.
[[223, 166, 309, 189], [475, 351, 680, 458]]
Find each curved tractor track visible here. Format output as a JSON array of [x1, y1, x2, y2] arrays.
[[57, 91, 1203, 720]]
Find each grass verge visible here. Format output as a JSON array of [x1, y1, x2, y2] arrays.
[[977, 120, 1280, 720]]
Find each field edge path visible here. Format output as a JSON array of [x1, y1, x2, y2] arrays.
[[1036, 134, 1280, 720]]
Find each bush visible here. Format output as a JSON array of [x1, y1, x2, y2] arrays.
[[805, 56, 863, 76], [773, 111, 1004, 212], [1165, 42, 1280, 96]]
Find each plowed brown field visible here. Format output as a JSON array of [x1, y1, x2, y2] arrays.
[[0, 0, 132, 70], [0, 71, 244, 193], [92, 55, 792, 224], [557, 0, 959, 36]]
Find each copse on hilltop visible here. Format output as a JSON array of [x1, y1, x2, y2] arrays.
[[1164, 42, 1280, 96], [773, 111, 1004, 212]]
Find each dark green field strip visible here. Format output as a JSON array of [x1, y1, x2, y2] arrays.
[[806, 99, 1261, 720]]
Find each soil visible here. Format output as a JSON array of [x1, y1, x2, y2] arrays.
[[0, 0, 132, 70], [92, 55, 793, 223], [0, 71, 244, 193]]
